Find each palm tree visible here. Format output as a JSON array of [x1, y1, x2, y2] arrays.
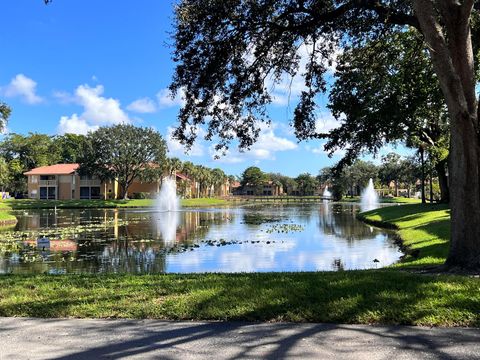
[[195, 165, 212, 197], [211, 168, 226, 196], [180, 161, 196, 198], [166, 157, 182, 177]]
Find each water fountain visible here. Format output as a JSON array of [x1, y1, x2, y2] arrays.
[[323, 185, 332, 200], [155, 177, 180, 244], [360, 178, 379, 212], [156, 177, 180, 212]]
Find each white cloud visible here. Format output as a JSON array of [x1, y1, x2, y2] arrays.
[[157, 88, 185, 108], [209, 146, 244, 164], [52, 90, 75, 104], [315, 111, 341, 133], [166, 126, 205, 157], [266, 40, 341, 106], [75, 84, 130, 125], [57, 114, 99, 135], [1, 74, 43, 104], [127, 97, 157, 113], [310, 144, 346, 157], [210, 122, 297, 163], [55, 83, 130, 135]]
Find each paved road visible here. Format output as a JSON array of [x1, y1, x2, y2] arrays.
[[0, 318, 479, 359]]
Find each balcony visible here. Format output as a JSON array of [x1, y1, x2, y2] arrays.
[[39, 180, 58, 186], [80, 179, 102, 186]]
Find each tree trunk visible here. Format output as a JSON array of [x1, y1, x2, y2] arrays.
[[121, 184, 128, 200], [446, 112, 480, 268], [420, 148, 426, 204], [414, 0, 480, 268], [429, 162, 434, 203], [435, 158, 449, 203]]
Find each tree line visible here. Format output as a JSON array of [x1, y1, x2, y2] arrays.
[[0, 125, 236, 199], [320, 154, 441, 202]]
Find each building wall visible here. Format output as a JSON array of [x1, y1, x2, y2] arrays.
[[26, 174, 111, 200], [27, 175, 39, 199], [58, 175, 73, 200]]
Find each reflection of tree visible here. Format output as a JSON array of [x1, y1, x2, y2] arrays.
[[317, 204, 387, 243], [241, 203, 319, 228], [331, 258, 345, 271], [1, 208, 238, 274]]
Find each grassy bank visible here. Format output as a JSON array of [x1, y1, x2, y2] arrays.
[[0, 271, 478, 327], [358, 203, 450, 268], [3, 197, 230, 210], [338, 196, 421, 204], [0, 201, 17, 228]]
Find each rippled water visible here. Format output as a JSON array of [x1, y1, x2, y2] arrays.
[[0, 203, 402, 274]]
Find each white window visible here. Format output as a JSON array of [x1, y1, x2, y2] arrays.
[[31, 175, 38, 184]]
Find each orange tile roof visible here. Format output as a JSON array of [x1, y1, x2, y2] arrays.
[[175, 172, 191, 181], [24, 163, 80, 175]]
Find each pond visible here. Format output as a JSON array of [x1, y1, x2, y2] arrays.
[[0, 203, 403, 274]]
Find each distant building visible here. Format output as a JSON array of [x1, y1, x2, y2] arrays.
[[235, 181, 283, 196]]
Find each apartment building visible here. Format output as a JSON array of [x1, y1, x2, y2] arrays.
[[24, 164, 115, 200]]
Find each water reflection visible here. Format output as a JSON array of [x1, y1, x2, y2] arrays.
[[154, 211, 180, 245], [0, 204, 403, 274]]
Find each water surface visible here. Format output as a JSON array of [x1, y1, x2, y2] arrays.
[[0, 203, 402, 274]]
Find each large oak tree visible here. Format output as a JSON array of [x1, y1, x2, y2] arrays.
[[326, 30, 450, 202], [169, 0, 480, 269], [80, 125, 167, 199]]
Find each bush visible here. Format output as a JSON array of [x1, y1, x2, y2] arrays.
[[131, 192, 151, 199]]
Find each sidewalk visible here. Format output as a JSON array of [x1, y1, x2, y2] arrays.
[[0, 318, 479, 359]]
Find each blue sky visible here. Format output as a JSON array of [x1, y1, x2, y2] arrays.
[[0, 0, 409, 177]]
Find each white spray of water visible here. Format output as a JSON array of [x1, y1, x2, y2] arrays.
[[156, 178, 180, 211], [360, 178, 379, 212], [323, 185, 332, 199], [155, 177, 180, 244]]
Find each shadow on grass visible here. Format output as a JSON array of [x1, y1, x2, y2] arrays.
[[361, 204, 450, 225], [398, 219, 450, 264], [1, 272, 478, 327]]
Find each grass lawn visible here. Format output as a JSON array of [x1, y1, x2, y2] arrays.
[[0, 201, 17, 228], [358, 203, 450, 268], [0, 271, 478, 327], [338, 196, 421, 204], [3, 197, 229, 210]]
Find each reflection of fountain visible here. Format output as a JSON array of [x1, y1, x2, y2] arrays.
[[155, 178, 181, 245], [156, 211, 180, 245], [360, 178, 379, 212]]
